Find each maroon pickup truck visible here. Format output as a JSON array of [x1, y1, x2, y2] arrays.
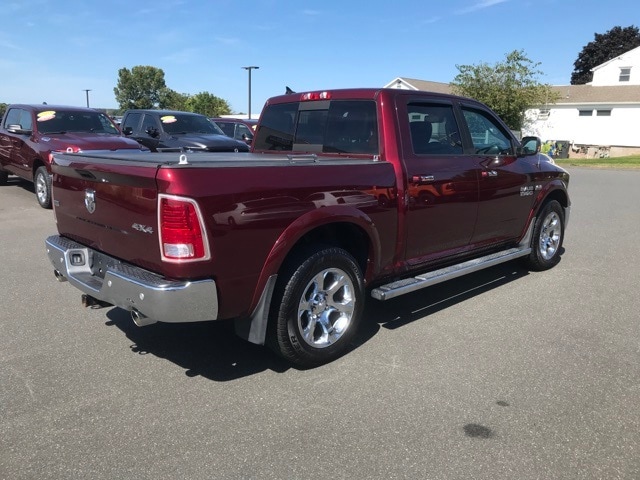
[[45, 88, 570, 367], [0, 104, 144, 208]]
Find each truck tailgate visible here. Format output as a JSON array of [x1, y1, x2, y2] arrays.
[[51, 152, 162, 273]]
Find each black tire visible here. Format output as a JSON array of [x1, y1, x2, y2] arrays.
[[269, 247, 364, 367], [0, 170, 8, 185], [524, 200, 564, 271], [34, 166, 52, 209]]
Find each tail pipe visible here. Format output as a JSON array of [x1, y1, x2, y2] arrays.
[[54, 269, 67, 282], [131, 309, 158, 327]]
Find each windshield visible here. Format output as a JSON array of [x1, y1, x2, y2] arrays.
[[36, 110, 120, 135], [160, 114, 225, 135]]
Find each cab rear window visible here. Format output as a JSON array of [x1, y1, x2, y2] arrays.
[[253, 100, 378, 155]]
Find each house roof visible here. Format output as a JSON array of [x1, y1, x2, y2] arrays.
[[384, 77, 453, 94], [551, 84, 640, 105], [387, 77, 640, 106]]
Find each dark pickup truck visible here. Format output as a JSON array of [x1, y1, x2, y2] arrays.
[[120, 109, 250, 153], [0, 104, 144, 208], [45, 88, 570, 367]]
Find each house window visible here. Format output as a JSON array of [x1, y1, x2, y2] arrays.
[[578, 110, 593, 116], [537, 109, 550, 120], [619, 67, 631, 82], [596, 110, 612, 116]]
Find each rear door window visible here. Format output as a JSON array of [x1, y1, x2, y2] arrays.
[[407, 103, 463, 155]]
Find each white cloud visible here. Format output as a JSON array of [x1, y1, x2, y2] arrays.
[[455, 0, 509, 14]]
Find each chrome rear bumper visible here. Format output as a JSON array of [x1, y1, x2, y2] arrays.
[[46, 235, 218, 324]]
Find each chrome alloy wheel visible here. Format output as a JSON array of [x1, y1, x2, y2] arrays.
[[297, 268, 356, 348], [36, 171, 48, 204], [538, 210, 562, 261]]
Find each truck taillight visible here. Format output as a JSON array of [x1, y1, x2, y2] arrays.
[[301, 91, 331, 101], [158, 194, 210, 262]]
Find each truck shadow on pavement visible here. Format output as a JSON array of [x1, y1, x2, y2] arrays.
[[104, 259, 554, 380], [1, 176, 35, 192], [105, 310, 291, 381], [355, 260, 539, 343]]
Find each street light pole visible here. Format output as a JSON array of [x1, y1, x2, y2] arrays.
[[83, 89, 91, 108], [241, 66, 259, 119]]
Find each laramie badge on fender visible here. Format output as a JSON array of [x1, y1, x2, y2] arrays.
[[84, 189, 96, 213]]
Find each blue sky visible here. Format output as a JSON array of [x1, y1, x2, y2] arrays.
[[1, 0, 637, 113]]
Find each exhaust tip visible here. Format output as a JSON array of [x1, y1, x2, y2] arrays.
[[131, 309, 157, 327], [54, 269, 67, 282]]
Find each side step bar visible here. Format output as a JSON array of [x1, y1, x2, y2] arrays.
[[371, 247, 531, 301]]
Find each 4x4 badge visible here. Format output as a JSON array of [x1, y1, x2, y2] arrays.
[[84, 189, 96, 213]]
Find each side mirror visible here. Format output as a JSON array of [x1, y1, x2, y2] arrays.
[[519, 136, 541, 156], [7, 124, 32, 135], [122, 126, 133, 136], [145, 126, 159, 138]]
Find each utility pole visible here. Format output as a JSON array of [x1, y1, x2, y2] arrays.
[[83, 89, 91, 108], [241, 66, 259, 119]]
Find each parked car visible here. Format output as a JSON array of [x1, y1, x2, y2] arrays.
[[120, 110, 249, 152], [211, 118, 257, 145], [0, 104, 145, 208]]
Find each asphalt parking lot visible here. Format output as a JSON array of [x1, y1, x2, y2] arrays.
[[1, 167, 639, 480]]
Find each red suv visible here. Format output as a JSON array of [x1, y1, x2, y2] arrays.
[[0, 104, 144, 208], [211, 117, 257, 145]]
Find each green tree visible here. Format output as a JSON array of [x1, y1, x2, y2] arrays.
[[159, 88, 190, 110], [114, 66, 168, 110], [450, 50, 558, 130], [0, 103, 7, 119], [571, 25, 640, 85], [185, 92, 232, 117]]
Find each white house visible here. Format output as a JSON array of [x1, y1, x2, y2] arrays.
[[385, 46, 640, 156], [523, 45, 640, 155], [591, 45, 640, 86]]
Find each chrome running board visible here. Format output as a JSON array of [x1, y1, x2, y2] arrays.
[[371, 246, 531, 301]]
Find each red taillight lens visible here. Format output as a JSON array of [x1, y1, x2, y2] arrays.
[[159, 195, 209, 262]]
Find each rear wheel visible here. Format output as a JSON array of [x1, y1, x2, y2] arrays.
[[270, 247, 364, 367], [34, 166, 52, 209], [0, 170, 8, 185], [525, 200, 564, 271]]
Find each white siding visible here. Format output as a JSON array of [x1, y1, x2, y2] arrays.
[[591, 46, 640, 86], [524, 105, 640, 146]]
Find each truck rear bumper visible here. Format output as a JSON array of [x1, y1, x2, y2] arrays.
[[45, 235, 218, 324]]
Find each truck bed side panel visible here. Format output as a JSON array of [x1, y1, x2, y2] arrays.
[[51, 152, 398, 320]]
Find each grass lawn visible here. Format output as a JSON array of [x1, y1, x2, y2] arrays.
[[555, 155, 640, 169]]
